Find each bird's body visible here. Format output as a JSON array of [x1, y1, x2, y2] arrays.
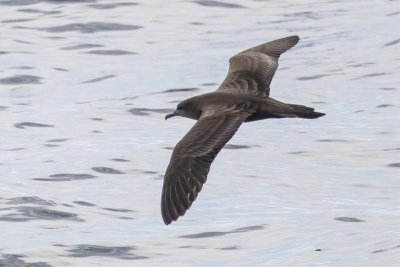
[[178, 91, 324, 122], [161, 35, 325, 225]]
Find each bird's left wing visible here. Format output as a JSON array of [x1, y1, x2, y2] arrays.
[[218, 35, 299, 97], [161, 112, 249, 225]]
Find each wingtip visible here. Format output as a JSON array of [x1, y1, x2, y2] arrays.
[[309, 111, 325, 119], [161, 187, 180, 225], [163, 218, 172, 225], [281, 35, 300, 46], [285, 35, 300, 44], [238, 35, 301, 58], [161, 208, 173, 225], [162, 211, 177, 225]]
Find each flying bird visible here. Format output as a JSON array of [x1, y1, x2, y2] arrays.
[[161, 36, 325, 225]]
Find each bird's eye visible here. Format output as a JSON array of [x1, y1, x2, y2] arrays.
[[177, 106, 183, 110]]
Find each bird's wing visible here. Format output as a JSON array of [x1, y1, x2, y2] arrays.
[[217, 35, 300, 97], [161, 112, 249, 225]]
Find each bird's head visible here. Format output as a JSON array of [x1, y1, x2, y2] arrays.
[[165, 98, 201, 120]]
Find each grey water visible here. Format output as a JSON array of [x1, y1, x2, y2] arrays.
[[0, 0, 399, 266]]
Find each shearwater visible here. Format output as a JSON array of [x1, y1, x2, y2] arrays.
[[161, 36, 325, 225]]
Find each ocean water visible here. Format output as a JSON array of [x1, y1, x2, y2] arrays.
[[0, 0, 399, 266]]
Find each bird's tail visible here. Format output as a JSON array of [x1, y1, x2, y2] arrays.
[[287, 103, 325, 119]]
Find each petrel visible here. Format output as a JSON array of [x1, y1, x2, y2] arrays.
[[161, 36, 325, 225]]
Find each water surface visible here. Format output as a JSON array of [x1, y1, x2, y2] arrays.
[[1, 0, 399, 266]]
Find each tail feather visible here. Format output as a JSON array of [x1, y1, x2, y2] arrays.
[[288, 104, 325, 119]]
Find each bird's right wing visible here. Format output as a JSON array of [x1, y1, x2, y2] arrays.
[[218, 36, 300, 97], [161, 112, 249, 225]]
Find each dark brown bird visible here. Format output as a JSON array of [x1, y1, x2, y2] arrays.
[[162, 36, 325, 225]]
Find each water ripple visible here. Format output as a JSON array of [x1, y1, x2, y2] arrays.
[[87, 2, 139, 9], [0, 206, 82, 222], [0, 75, 42, 84], [14, 122, 53, 129], [61, 44, 104, 50], [192, 0, 245, 8], [92, 167, 125, 174], [84, 50, 136, 55], [0, 253, 52, 267], [37, 22, 142, 33], [82, 75, 116, 83], [65, 245, 148, 260], [334, 217, 364, 222], [180, 225, 264, 238], [33, 173, 96, 182]]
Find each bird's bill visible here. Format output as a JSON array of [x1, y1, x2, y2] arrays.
[[165, 111, 177, 120]]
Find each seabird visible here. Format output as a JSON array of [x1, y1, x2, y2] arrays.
[[161, 35, 325, 225]]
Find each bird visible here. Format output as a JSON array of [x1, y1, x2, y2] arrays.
[[161, 35, 325, 225]]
